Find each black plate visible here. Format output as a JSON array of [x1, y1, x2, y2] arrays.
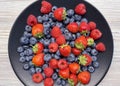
[[8, 0, 114, 86]]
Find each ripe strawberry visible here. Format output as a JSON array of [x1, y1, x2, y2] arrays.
[[79, 22, 90, 35], [90, 29, 102, 40], [32, 42, 44, 54], [40, 1, 52, 14], [44, 78, 54, 86], [54, 7, 66, 21], [75, 36, 87, 50], [49, 59, 58, 69], [75, 3, 86, 15], [59, 44, 71, 57], [88, 21, 96, 30], [32, 53, 44, 66], [58, 59, 68, 70], [78, 71, 91, 85], [32, 24, 44, 38], [59, 68, 70, 79], [68, 74, 78, 86], [96, 42, 106, 52], [44, 67, 54, 77], [78, 54, 92, 66], [32, 73, 43, 83], [86, 37, 94, 46], [72, 48, 81, 56], [51, 26, 62, 38], [69, 62, 80, 74], [27, 14, 37, 26], [56, 35, 66, 45], [67, 22, 79, 33], [49, 42, 58, 53]]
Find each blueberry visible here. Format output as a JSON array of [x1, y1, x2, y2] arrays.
[[42, 73, 46, 79], [55, 69, 59, 73], [51, 54, 55, 57], [19, 57, 26, 63], [69, 17, 75, 23], [49, 12, 54, 18], [76, 21, 80, 25], [29, 67, 36, 75], [29, 61, 34, 68], [67, 9, 74, 17], [71, 34, 76, 41], [44, 28, 50, 35], [61, 79, 66, 85], [36, 67, 42, 73], [17, 46, 24, 53], [56, 22, 63, 28], [86, 31, 90, 37], [43, 39, 50, 47], [44, 54, 52, 62], [42, 64, 49, 70], [93, 61, 99, 68], [51, 38, 55, 43], [46, 34, 51, 39], [43, 22, 50, 28], [88, 66, 95, 73], [61, 28, 66, 33], [25, 25, 32, 32], [91, 49, 98, 56], [37, 16, 43, 23], [70, 41, 75, 47], [91, 43, 96, 48], [56, 78, 62, 85], [44, 49, 49, 54], [29, 37, 37, 45], [86, 47, 92, 53], [54, 55, 60, 59], [23, 45, 29, 49], [42, 14, 49, 22], [23, 31, 32, 38], [23, 63, 29, 70], [64, 32, 72, 41], [48, 18, 53, 23], [25, 56, 30, 62], [50, 22, 56, 27], [82, 51, 88, 54], [52, 73, 58, 80], [56, 50, 60, 56], [63, 17, 70, 25], [81, 18, 88, 23], [64, 29, 69, 34], [39, 38, 44, 44], [76, 33, 81, 38], [91, 56, 97, 62], [20, 52, 25, 57], [20, 36, 29, 45], [81, 66, 88, 71], [24, 48, 33, 56], [74, 14, 81, 21], [67, 54, 75, 62], [52, 6, 57, 12]]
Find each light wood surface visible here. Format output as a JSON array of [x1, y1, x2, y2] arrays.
[[0, 0, 120, 86]]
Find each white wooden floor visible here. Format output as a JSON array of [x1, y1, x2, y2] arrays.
[[0, 0, 120, 86]]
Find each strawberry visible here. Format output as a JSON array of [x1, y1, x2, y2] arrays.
[[32, 24, 44, 38], [75, 36, 87, 50], [78, 54, 92, 66], [58, 59, 68, 70], [51, 26, 62, 38], [75, 3, 86, 15], [44, 67, 54, 77], [49, 42, 58, 53], [86, 37, 94, 46], [68, 74, 78, 86], [54, 7, 66, 21], [32, 73, 43, 83], [78, 71, 91, 85], [69, 62, 80, 74], [32, 42, 44, 54], [59, 44, 71, 57], [72, 48, 81, 56], [27, 14, 37, 26], [96, 42, 106, 52], [90, 29, 102, 40], [67, 22, 79, 33], [49, 59, 58, 69], [44, 78, 54, 86], [88, 21, 96, 30], [32, 53, 44, 66], [79, 22, 90, 35], [59, 68, 70, 79], [40, 1, 52, 14], [56, 35, 66, 45]]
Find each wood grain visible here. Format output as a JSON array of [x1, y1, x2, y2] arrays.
[[0, 0, 120, 86]]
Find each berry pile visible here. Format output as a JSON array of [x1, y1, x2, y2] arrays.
[[17, 1, 106, 86]]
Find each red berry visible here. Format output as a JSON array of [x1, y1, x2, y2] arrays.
[[56, 35, 66, 45], [68, 74, 78, 86], [49, 42, 58, 53], [90, 29, 102, 40], [67, 22, 79, 33], [75, 3, 86, 15], [40, 1, 52, 14], [27, 14, 37, 26], [58, 59, 68, 70], [72, 48, 81, 56], [44, 78, 54, 86], [96, 42, 106, 52], [88, 21, 96, 30], [49, 59, 58, 69], [44, 67, 54, 77], [51, 26, 62, 38], [32, 73, 43, 83], [59, 68, 70, 79]]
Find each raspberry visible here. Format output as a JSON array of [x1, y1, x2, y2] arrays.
[[56, 35, 66, 45], [88, 21, 96, 30], [49, 59, 58, 69], [44, 67, 54, 77], [75, 3, 86, 15], [44, 78, 54, 86], [49, 42, 58, 53], [32, 73, 43, 83], [27, 14, 37, 26], [51, 26, 62, 38], [58, 59, 68, 70], [96, 42, 106, 52]]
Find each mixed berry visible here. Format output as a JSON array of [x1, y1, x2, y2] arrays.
[[17, 1, 106, 86]]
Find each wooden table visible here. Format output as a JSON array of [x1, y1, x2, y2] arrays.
[[0, 0, 120, 86]]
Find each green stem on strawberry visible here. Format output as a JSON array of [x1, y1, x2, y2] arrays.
[[35, 33, 44, 38], [87, 38, 94, 46], [80, 30, 88, 36], [32, 44, 38, 53], [62, 9, 67, 20], [68, 79, 74, 86], [60, 44, 68, 48], [78, 55, 87, 66], [75, 42, 85, 51]]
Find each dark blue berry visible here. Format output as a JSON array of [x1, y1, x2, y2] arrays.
[[91, 49, 98, 56], [81, 66, 88, 71], [36, 67, 42, 73], [71, 34, 76, 41], [39, 38, 44, 44], [20, 52, 25, 57], [52, 6, 57, 12], [67, 54, 75, 62], [86, 47, 92, 53], [17, 46, 24, 53], [76, 33, 81, 38], [25, 25, 32, 32], [70, 41, 75, 47], [93, 61, 99, 68], [50, 22, 56, 27], [37, 16, 43, 23], [74, 14, 81, 21], [91, 43, 96, 48], [42, 14, 49, 22], [29, 37, 37, 45], [42, 64, 49, 70], [23, 63, 29, 70], [29, 61, 34, 68], [24, 48, 33, 56], [56, 22, 63, 28], [56, 50, 60, 56], [64, 29, 69, 34], [43, 39, 50, 47], [91, 56, 97, 62], [63, 17, 70, 25], [51, 38, 55, 43], [43, 22, 50, 28], [23, 31, 32, 38], [69, 17, 75, 23], [56, 78, 62, 85], [64, 32, 72, 41], [46, 34, 51, 39], [42, 73, 46, 79], [44, 49, 49, 54], [52, 73, 58, 80], [61, 79, 66, 86], [49, 12, 54, 18], [88, 66, 95, 73], [54, 55, 60, 59], [29, 67, 36, 75], [81, 18, 88, 23], [19, 57, 26, 63], [44, 54, 52, 62], [67, 9, 74, 17], [20, 36, 29, 45]]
